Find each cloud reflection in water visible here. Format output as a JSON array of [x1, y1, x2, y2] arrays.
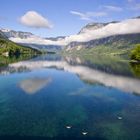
[[19, 77, 52, 94], [6, 57, 140, 95]]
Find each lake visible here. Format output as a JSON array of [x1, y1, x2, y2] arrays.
[[0, 54, 140, 140]]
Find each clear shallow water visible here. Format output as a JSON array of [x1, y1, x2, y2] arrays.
[[0, 54, 140, 140]]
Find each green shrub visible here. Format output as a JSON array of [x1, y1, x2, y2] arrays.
[[131, 44, 140, 61]]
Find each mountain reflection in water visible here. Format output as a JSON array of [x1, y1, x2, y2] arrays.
[[3, 56, 140, 95]]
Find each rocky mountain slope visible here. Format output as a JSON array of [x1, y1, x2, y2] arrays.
[[66, 33, 140, 49], [65, 18, 140, 55], [0, 28, 34, 39], [78, 22, 117, 34], [45, 36, 65, 41]]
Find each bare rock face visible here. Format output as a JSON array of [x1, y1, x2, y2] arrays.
[[78, 23, 108, 34], [0, 28, 34, 39]]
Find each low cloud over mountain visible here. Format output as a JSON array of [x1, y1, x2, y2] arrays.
[[3, 18, 140, 46]]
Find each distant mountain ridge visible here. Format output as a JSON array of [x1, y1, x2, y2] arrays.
[[1, 16, 140, 55], [66, 33, 140, 49], [0, 28, 34, 39], [0, 28, 63, 51], [0, 30, 8, 39], [45, 36, 65, 41], [78, 21, 118, 34]]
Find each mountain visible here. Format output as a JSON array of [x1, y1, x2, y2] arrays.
[[19, 43, 62, 52], [66, 33, 140, 49], [45, 36, 65, 41], [78, 23, 107, 34], [65, 19, 140, 55], [0, 28, 63, 51], [1, 17, 140, 55], [78, 21, 118, 34], [0, 30, 40, 56], [0, 28, 34, 39], [0, 30, 8, 39]]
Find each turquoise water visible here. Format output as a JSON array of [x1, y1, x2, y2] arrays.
[[0, 55, 140, 139]]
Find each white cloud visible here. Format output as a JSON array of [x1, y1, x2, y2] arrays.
[[20, 11, 53, 29], [64, 18, 140, 43], [11, 18, 140, 46], [70, 11, 107, 21], [103, 5, 123, 12]]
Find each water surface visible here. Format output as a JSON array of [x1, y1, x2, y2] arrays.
[[0, 54, 140, 140]]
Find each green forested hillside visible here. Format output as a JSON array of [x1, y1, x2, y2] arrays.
[[0, 31, 40, 56], [64, 34, 140, 58]]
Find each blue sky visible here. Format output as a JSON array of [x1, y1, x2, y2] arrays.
[[0, 0, 140, 37]]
